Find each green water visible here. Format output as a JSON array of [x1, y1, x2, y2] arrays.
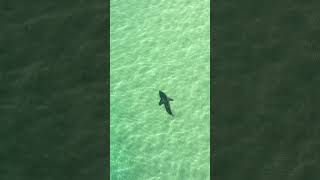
[[110, 0, 210, 179]]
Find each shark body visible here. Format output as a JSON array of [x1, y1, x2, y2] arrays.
[[159, 90, 174, 116]]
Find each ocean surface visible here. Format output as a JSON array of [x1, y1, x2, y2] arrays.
[[110, 0, 210, 179]]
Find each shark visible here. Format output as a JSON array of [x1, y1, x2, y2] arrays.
[[159, 90, 174, 116]]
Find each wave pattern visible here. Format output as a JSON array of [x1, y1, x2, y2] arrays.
[[110, 0, 210, 179]]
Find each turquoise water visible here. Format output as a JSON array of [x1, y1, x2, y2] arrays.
[[110, 0, 210, 179]]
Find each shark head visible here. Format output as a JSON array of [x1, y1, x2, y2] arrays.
[[159, 90, 165, 97]]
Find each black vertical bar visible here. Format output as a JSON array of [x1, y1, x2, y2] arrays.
[[0, 1, 109, 179], [213, 0, 320, 179]]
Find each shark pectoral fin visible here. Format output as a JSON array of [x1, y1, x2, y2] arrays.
[[168, 97, 174, 101], [159, 99, 164, 105]]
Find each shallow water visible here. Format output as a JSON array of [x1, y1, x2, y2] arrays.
[[110, 0, 210, 179]]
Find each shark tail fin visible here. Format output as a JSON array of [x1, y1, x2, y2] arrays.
[[168, 97, 174, 101], [159, 99, 164, 105]]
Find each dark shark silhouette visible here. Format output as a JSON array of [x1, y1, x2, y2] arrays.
[[159, 90, 174, 116]]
